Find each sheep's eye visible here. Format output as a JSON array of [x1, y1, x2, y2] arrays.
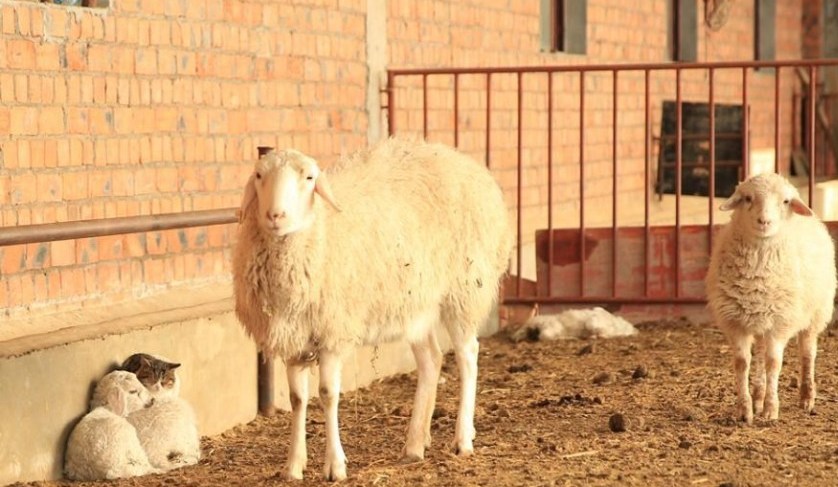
[[255, 173, 262, 180], [783, 198, 790, 205], [306, 175, 314, 181], [129, 390, 139, 395], [744, 195, 752, 203]]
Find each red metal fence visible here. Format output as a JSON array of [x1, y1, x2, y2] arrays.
[[384, 59, 838, 306]]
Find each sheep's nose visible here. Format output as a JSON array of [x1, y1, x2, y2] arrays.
[[757, 217, 771, 225], [266, 210, 285, 222]]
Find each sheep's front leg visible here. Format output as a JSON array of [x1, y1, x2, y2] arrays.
[[402, 329, 443, 462], [319, 350, 347, 481], [762, 334, 787, 421], [285, 363, 309, 480], [798, 328, 818, 413], [451, 329, 479, 456], [751, 336, 766, 416], [729, 333, 754, 424]]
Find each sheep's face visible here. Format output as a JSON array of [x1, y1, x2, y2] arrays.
[[720, 173, 813, 238], [241, 150, 341, 237], [93, 370, 154, 416]]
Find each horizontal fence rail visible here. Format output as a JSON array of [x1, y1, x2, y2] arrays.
[[0, 209, 238, 247], [386, 59, 838, 306]]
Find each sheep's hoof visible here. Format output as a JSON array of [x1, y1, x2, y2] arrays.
[[323, 461, 347, 482], [285, 460, 306, 481], [399, 452, 424, 464], [452, 442, 474, 457], [800, 385, 816, 413]]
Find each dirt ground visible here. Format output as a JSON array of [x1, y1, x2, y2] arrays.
[[18, 318, 838, 487]]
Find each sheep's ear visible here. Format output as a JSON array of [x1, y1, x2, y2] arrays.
[[719, 192, 742, 211], [790, 197, 814, 216], [107, 388, 128, 416], [238, 173, 257, 223], [314, 172, 342, 212]]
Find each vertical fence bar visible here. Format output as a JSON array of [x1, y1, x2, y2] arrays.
[[453, 74, 460, 148], [774, 68, 781, 173], [516, 71, 523, 296], [485, 73, 492, 168], [257, 145, 275, 417], [611, 70, 618, 298], [809, 65, 817, 204], [422, 74, 428, 139], [708, 68, 716, 253], [675, 68, 682, 298], [742, 67, 750, 176], [579, 71, 586, 297], [387, 71, 395, 135], [644, 69, 651, 297], [547, 72, 554, 297]]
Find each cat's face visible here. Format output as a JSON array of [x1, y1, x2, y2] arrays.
[[120, 353, 181, 400]]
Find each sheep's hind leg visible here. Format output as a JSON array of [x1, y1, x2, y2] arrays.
[[729, 333, 754, 424], [285, 363, 310, 480], [402, 327, 443, 462], [762, 334, 787, 421], [319, 350, 347, 481], [751, 336, 766, 416], [798, 328, 819, 413], [449, 326, 479, 456]]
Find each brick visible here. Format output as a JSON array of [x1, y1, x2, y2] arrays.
[[65, 43, 87, 70], [62, 171, 89, 199], [46, 8, 68, 38], [39, 106, 65, 134], [25, 243, 50, 269], [67, 107, 88, 134], [1, 6, 15, 34], [16, 6, 30, 36], [7, 39, 35, 70], [1, 245, 25, 274], [9, 107, 37, 136], [50, 240, 76, 267], [29, 140, 44, 169], [36, 173, 62, 202], [44, 140, 58, 168], [87, 44, 111, 72]]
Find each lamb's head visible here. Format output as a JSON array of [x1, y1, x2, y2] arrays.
[[90, 370, 154, 417], [239, 149, 341, 236], [720, 172, 813, 238]]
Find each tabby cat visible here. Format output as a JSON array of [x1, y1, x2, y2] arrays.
[[119, 353, 201, 471], [119, 353, 181, 400]]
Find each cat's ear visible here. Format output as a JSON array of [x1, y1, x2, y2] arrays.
[[138, 354, 153, 368], [166, 362, 182, 371]]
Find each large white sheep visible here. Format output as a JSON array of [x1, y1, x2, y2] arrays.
[[705, 173, 836, 424], [233, 137, 512, 481], [64, 371, 158, 481]]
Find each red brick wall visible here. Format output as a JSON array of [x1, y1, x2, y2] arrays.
[[0, 1, 367, 317], [0, 0, 812, 319]]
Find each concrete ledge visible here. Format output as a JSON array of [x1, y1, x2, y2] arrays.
[[0, 283, 257, 486], [0, 282, 500, 486]]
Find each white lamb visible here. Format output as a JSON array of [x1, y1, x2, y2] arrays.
[[705, 172, 837, 424], [513, 304, 638, 341], [233, 137, 512, 481], [64, 371, 158, 481], [127, 397, 201, 471]]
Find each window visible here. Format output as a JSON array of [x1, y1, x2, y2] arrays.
[[668, 0, 697, 61], [540, 0, 587, 55], [755, 0, 776, 62]]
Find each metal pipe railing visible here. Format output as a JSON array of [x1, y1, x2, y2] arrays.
[[387, 58, 838, 306], [0, 209, 238, 247]]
